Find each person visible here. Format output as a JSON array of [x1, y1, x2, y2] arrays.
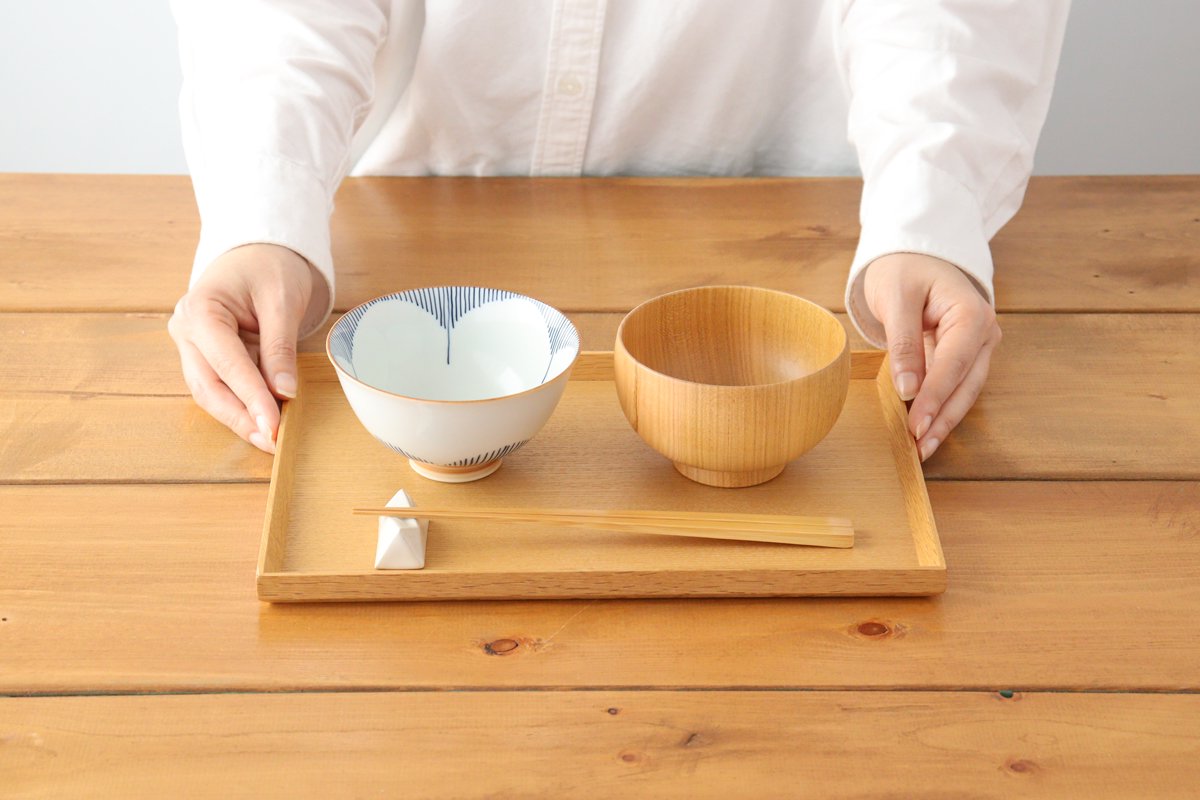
[[167, 1, 1070, 460]]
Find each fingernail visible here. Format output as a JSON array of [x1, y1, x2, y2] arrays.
[[275, 372, 298, 399], [919, 437, 940, 462], [249, 431, 276, 455], [895, 372, 919, 401], [256, 414, 274, 442], [914, 415, 932, 441]]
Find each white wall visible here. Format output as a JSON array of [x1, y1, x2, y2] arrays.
[[1, 1, 1196, 175], [0, 1, 186, 173], [1036, 0, 1200, 174]]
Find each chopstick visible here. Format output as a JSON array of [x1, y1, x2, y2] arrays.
[[352, 506, 854, 548]]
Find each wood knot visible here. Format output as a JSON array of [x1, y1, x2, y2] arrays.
[[618, 750, 642, 764], [606, 707, 621, 716], [857, 621, 890, 637], [854, 623, 907, 642], [1006, 758, 1038, 775], [483, 638, 520, 656]]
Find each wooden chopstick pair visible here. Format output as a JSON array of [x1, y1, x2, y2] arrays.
[[352, 506, 854, 548]]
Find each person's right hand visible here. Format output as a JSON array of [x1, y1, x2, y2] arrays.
[[168, 243, 315, 453]]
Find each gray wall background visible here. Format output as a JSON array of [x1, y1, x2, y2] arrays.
[[1, 1, 1196, 175]]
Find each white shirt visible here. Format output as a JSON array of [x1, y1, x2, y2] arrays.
[[172, 0, 1070, 345]]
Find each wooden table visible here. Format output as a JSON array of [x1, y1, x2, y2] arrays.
[[2, 175, 1198, 797]]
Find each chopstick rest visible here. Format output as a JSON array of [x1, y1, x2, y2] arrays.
[[375, 489, 429, 569]]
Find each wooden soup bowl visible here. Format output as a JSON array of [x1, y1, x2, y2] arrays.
[[614, 286, 850, 488]]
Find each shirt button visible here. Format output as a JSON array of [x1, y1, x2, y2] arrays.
[[556, 74, 584, 96]]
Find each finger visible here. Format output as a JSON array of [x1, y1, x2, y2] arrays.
[[876, 285, 929, 402], [907, 312, 991, 441], [254, 294, 302, 402], [916, 326, 1000, 461], [177, 340, 275, 453], [188, 309, 280, 443]]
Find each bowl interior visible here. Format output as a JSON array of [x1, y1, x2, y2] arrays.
[[329, 288, 579, 401], [619, 287, 845, 386]]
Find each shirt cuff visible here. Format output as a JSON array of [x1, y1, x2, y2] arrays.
[[188, 155, 336, 339], [844, 159, 995, 349]]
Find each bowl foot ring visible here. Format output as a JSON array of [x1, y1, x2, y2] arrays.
[[673, 462, 786, 488], [409, 458, 503, 483]]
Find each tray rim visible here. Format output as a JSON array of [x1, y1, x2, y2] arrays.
[[257, 350, 946, 601]]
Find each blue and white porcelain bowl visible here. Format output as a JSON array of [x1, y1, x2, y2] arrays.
[[327, 287, 580, 482]]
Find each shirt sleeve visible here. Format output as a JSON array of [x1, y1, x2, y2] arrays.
[[172, 0, 389, 336], [836, 0, 1071, 347]]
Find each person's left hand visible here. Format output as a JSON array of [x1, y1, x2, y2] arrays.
[[863, 252, 1002, 461]]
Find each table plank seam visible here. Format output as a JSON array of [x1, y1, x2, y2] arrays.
[[7, 686, 1200, 699], [5, 476, 1200, 487], [0, 478, 271, 486], [4, 390, 191, 399], [3, 307, 1200, 315]]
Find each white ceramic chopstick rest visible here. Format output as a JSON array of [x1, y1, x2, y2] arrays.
[[375, 489, 429, 569]]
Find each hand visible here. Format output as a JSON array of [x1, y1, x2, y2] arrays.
[[863, 253, 1002, 461], [168, 244, 315, 453]]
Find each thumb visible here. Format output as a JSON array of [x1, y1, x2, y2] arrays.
[[257, 297, 303, 402], [876, 289, 928, 402]]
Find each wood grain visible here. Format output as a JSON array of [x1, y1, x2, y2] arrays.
[[4, 691, 1199, 799], [259, 353, 938, 601], [614, 286, 850, 487], [0, 312, 188, 396], [876, 359, 944, 568], [922, 313, 1200, 479], [3, 175, 1197, 313], [991, 175, 1200, 311], [0, 393, 273, 484], [0, 311, 758, 395], [0, 175, 197, 313], [4, 173, 1197, 794], [258, 368, 305, 576], [353, 506, 856, 547], [3, 481, 1197, 692], [1, 314, 1194, 483]]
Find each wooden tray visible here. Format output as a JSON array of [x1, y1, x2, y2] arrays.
[[257, 351, 945, 601]]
